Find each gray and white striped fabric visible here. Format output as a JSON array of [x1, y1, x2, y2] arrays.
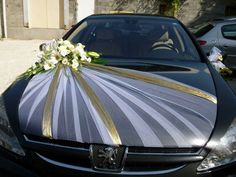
[[18, 67, 217, 147]]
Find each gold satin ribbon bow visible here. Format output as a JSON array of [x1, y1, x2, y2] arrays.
[[42, 63, 217, 144]]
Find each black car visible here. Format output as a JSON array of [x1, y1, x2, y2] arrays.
[[0, 14, 236, 177]]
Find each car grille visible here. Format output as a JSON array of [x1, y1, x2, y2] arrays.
[[23, 135, 203, 174]]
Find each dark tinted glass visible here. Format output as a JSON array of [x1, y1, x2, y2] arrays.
[[68, 17, 200, 61], [222, 24, 236, 40], [194, 23, 214, 38]]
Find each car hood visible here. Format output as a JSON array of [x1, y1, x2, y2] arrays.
[[18, 62, 217, 148]]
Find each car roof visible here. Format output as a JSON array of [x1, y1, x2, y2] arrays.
[[212, 16, 236, 24], [87, 13, 178, 22]]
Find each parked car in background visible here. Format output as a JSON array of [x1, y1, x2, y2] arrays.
[[0, 14, 236, 177], [192, 17, 236, 69]]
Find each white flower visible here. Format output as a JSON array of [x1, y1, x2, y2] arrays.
[[63, 40, 71, 46], [58, 39, 64, 44], [71, 58, 79, 69], [72, 59, 78, 64], [72, 54, 78, 60], [78, 43, 85, 49], [32, 63, 37, 69], [80, 53, 88, 61], [32, 39, 95, 76], [45, 45, 51, 51], [75, 46, 83, 53], [62, 58, 69, 65], [49, 40, 58, 48], [37, 51, 44, 59], [75, 43, 86, 55], [72, 62, 79, 69], [87, 57, 92, 63], [49, 56, 58, 65], [51, 50, 57, 55], [43, 63, 54, 70], [68, 44, 75, 50], [59, 46, 70, 57]]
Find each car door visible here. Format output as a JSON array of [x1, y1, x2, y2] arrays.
[[218, 23, 236, 69]]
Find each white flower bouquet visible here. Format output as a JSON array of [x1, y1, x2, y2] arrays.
[[22, 39, 103, 77], [208, 47, 232, 78]]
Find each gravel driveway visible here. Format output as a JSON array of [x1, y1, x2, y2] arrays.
[[0, 39, 48, 94]]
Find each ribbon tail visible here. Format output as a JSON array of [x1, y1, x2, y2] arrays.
[[42, 65, 62, 138], [84, 63, 217, 104], [72, 69, 122, 145]]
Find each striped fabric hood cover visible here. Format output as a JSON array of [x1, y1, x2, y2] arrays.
[[18, 67, 217, 148]]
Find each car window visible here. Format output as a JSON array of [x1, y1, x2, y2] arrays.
[[193, 23, 214, 38], [222, 24, 236, 40], [67, 18, 200, 61]]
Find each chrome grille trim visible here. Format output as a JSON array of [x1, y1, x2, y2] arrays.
[[37, 153, 186, 175]]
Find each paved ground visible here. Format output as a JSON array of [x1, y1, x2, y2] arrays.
[[0, 39, 48, 94], [0, 39, 235, 95]]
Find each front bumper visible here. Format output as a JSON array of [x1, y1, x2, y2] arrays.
[[0, 145, 236, 177]]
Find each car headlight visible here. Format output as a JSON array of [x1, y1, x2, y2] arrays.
[[0, 96, 25, 156], [197, 118, 236, 171]]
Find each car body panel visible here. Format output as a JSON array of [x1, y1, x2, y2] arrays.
[[197, 24, 218, 54], [218, 23, 236, 68]]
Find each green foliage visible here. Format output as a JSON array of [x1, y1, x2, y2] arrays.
[[167, 0, 180, 6]]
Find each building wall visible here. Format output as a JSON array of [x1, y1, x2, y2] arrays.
[[69, 0, 76, 25], [28, 0, 64, 28], [6, 0, 24, 28], [76, 0, 95, 22], [95, 0, 236, 26], [0, 0, 2, 37], [5, 0, 72, 39], [95, 0, 161, 14], [3, 0, 236, 39], [95, 0, 115, 14], [178, 0, 236, 26]]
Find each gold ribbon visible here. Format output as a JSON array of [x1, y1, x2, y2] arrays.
[[42, 64, 62, 138], [72, 69, 122, 145], [84, 63, 217, 104], [41, 62, 216, 142]]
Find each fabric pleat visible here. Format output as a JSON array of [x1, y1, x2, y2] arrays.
[[18, 66, 217, 147]]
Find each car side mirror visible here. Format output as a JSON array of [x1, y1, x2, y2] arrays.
[[39, 43, 46, 51]]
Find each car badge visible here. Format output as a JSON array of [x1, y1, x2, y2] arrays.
[[90, 144, 127, 172]]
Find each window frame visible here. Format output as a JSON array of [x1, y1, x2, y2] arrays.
[[221, 24, 236, 40]]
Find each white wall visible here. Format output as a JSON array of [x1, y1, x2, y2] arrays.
[[0, 0, 2, 37], [76, 0, 95, 22]]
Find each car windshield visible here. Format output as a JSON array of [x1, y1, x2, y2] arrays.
[[67, 17, 200, 61]]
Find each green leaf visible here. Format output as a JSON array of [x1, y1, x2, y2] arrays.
[[92, 59, 108, 65], [87, 51, 100, 58]]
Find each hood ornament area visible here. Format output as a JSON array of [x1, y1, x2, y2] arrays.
[[90, 145, 127, 172]]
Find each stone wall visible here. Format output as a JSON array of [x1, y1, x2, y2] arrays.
[[69, 0, 76, 25], [95, 0, 114, 13], [6, 0, 24, 28], [95, 0, 161, 14], [177, 0, 236, 26], [95, 0, 236, 26]]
